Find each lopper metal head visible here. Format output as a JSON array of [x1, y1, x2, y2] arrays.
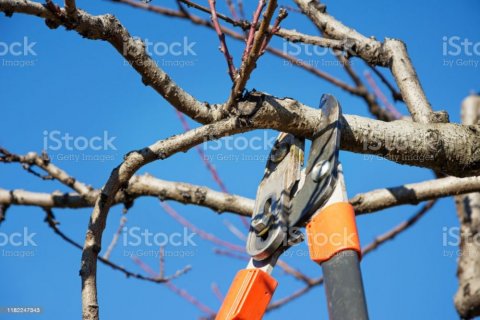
[[246, 94, 343, 261]]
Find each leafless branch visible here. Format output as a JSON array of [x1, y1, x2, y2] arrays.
[[64, 0, 75, 15], [1, 1, 478, 318], [208, 0, 237, 81], [243, 0, 266, 61], [454, 94, 480, 319], [4, 173, 480, 216], [224, 0, 238, 20], [351, 175, 480, 214], [224, 0, 278, 111], [43, 207, 190, 284], [0, 147, 92, 195], [368, 65, 403, 102], [160, 201, 245, 252], [108, 0, 384, 99], [362, 200, 436, 254], [364, 70, 402, 120], [260, 8, 288, 55], [102, 215, 127, 260]]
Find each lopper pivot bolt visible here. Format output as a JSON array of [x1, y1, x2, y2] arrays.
[[216, 95, 369, 320]]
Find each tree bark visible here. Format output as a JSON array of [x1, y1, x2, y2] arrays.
[[455, 94, 480, 319]]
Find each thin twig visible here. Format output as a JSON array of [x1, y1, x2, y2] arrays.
[[64, 0, 76, 15], [362, 200, 436, 254], [224, 0, 238, 20], [160, 202, 245, 252], [166, 282, 216, 316], [260, 8, 288, 55], [243, 0, 266, 61], [364, 70, 402, 120], [208, 0, 237, 81], [43, 207, 190, 283], [368, 65, 403, 102], [175, 111, 229, 193], [159, 246, 165, 278], [236, 0, 245, 19], [211, 282, 224, 302], [110, 0, 360, 97], [103, 215, 128, 260], [214, 248, 249, 260], [223, 219, 247, 241], [225, 0, 278, 111], [130, 256, 211, 315]]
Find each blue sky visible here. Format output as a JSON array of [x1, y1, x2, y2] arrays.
[[1, 0, 479, 319]]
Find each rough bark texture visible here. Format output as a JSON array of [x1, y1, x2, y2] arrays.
[[352, 175, 480, 214], [455, 94, 480, 319], [1, 1, 478, 177], [0, 174, 254, 216], [0, 0, 478, 318], [4, 174, 480, 217]]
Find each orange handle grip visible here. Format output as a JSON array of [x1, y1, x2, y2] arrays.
[[216, 269, 277, 320], [306, 202, 361, 264]]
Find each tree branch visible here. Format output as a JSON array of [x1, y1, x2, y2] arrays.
[[43, 207, 191, 284], [4, 173, 480, 217], [79, 118, 245, 320], [224, 0, 278, 111], [208, 0, 237, 81], [454, 94, 480, 319], [352, 175, 480, 214], [293, 0, 442, 123], [106, 0, 383, 105], [0, 147, 92, 195], [64, 0, 75, 16]]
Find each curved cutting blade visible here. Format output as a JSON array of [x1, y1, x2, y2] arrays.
[[288, 94, 342, 227]]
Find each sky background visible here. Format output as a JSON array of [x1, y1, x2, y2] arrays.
[[1, 0, 479, 319]]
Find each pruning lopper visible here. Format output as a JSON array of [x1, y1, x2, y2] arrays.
[[216, 95, 369, 320]]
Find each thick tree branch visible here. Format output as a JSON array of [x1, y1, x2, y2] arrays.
[[4, 174, 480, 217], [454, 94, 480, 319], [352, 175, 480, 214]]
